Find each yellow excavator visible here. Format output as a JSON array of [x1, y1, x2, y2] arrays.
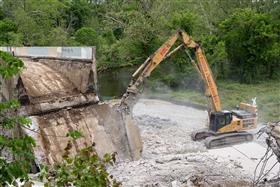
[[120, 30, 257, 148]]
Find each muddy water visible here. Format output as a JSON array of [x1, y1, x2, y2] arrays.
[[98, 67, 136, 99], [97, 65, 203, 101]]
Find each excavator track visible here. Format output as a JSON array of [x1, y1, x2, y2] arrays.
[[204, 132, 254, 149], [191, 129, 216, 141]]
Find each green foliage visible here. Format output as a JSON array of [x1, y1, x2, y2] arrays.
[[0, 51, 24, 78], [66, 130, 82, 140], [200, 35, 228, 79], [47, 27, 70, 46], [172, 12, 197, 35], [219, 8, 280, 83], [0, 134, 35, 185], [0, 18, 21, 45], [0, 99, 20, 111], [0, 6, 4, 20], [40, 140, 120, 187], [0, 51, 35, 185], [66, 0, 92, 31], [75, 27, 99, 46], [0, 19, 16, 35], [0, 0, 279, 81]]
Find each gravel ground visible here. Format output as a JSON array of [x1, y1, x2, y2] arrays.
[[109, 99, 252, 186]]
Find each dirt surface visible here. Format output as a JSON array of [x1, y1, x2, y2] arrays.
[[109, 99, 254, 186]]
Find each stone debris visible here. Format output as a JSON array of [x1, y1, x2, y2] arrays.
[[109, 99, 251, 186]]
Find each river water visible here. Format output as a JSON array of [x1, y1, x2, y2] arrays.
[[97, 66, 137, 99], [97, 65, 203, 101]]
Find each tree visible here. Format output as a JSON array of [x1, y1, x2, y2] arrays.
[[0, 0, 279, 81], [200, 35, 227, 79], [172, 12, 197, 35], [0, 19, 22, 45], [219, 8, 280, 83], [47, 27, 69, 46], [0, 51, 35, 186], [74, 27, 99, 46], [65, 0, 92, 32]]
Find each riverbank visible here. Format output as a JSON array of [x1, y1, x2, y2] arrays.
[[144, 80, 280, 122]]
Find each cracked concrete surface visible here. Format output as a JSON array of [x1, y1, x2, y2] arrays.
[[21, 60, 77, 99], [18, 58, 142, 164]]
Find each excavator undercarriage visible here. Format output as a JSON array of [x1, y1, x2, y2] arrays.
[[192, 129, 254, 148], [192, 106, 257, 148]]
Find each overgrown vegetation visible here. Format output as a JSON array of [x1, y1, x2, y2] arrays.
[[0, 51, 35, 186], [0, 0, 279, 83], [220, 8, 280, 83], [40, 132, 120, 187]]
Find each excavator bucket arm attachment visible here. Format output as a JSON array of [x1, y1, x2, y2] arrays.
[[120, 30, 221, 113], [120, 32, 180, 110]]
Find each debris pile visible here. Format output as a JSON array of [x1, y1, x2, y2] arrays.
[[254, 121, 280, 186], [109, 99, 251, 186]]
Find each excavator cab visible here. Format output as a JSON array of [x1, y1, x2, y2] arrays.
[[209, 111, 232, 132]]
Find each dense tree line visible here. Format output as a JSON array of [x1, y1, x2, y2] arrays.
[[0, 0, 279, 83]]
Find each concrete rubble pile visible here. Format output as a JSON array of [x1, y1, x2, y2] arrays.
[[254, 121, 280, 186], [109, 100, 252, 186], [0, 49, 142, 165], [260, 121, 280, 161]]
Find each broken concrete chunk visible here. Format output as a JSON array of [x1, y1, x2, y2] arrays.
[[1, 55, 142, 164]]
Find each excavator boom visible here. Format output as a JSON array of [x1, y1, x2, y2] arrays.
[[120, 30, 221, 112], [195, 48, 221, 111]]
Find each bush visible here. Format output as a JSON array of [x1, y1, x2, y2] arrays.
[[0, 51, 35, 186], [219, 8, 280, 83], [0, 51, 24, 78], [74, 27, 99, 46], [40, 138, 120, 187]]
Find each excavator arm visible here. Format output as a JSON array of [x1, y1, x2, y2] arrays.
[[120, 30, 221, 112], [120, 30, 257, 148]]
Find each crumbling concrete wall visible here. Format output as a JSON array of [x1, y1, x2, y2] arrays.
[[0, 49, 142, 164], [1, 46, 98, 99], [27, 103, 142, 164], [33, 58, 96, 93], [18, 57, 142, 163], [0, 75, 19, 101], [18, 58, 99, 115]]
